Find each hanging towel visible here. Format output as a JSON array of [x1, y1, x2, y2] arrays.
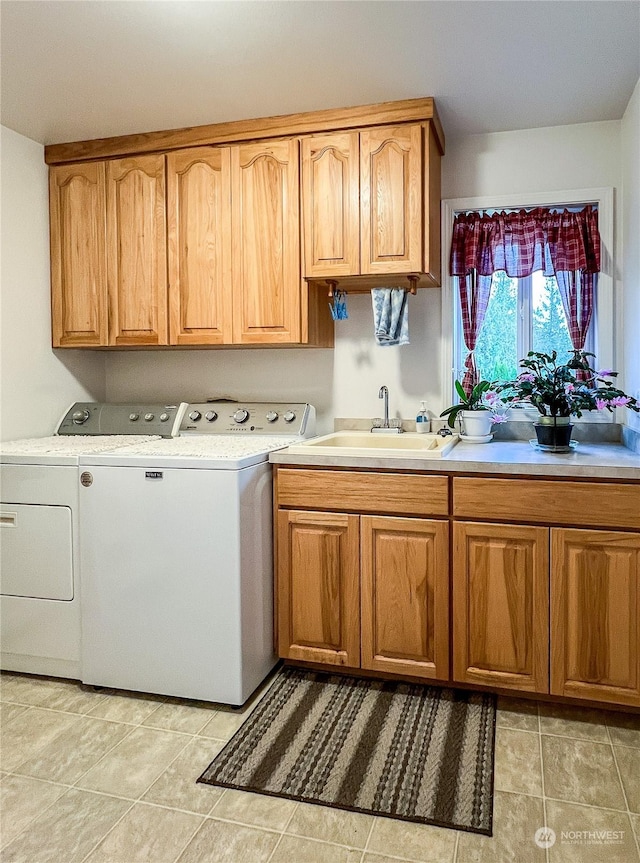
[[371, 288, 409, 346]]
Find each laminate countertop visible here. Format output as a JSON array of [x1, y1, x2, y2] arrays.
[[269, 440, 640, 480]]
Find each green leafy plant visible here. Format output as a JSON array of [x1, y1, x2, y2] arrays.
[[440, 380, 497, 429], [496, 350, 640, 417]]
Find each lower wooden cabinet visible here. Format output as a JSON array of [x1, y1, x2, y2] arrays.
[[361, 516, 449, 679], [453, 522, 549, 694], [277, 510, 360, 667], [277, 509, 449, 680], [551, 528, 640, 707]]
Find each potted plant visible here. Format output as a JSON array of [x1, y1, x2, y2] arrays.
[[497, 350, 640, 450], [440, 380, 506, 441]]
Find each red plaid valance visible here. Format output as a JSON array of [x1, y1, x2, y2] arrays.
[[449, 206, 600, 278]]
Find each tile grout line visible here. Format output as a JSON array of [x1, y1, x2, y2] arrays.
[[536, 705, 550, 863], [359, 815, 377, 863], [264, 799, 300, 863], [607, 724, 640, 862], [77, 726, 200, 863], [452, 830, 460, 863]]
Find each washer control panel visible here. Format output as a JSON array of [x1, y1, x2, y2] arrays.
[[57, 403, 187, 437], [179, 402, 315, 437]]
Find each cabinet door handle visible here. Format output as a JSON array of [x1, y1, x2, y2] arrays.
[[1, 512, 17, 527]]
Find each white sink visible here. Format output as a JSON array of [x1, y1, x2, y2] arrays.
[[286, 431, 459, 458]]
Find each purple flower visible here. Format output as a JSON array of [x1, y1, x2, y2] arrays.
[[490, 413, 507, 424], [484, 391, 498, 405], [518, 373, 535, 382], [595, 398, 608, 410], [598, 369, 614, 377], [611, 396, 632, 407]]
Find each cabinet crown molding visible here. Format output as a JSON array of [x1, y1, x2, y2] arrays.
[[45, 97, 445, 165]]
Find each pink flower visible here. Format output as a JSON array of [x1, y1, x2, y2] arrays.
[[490, 413, 507, 424], [518, 373, 535, 382], [564, 383, 575, 393], [611, 396, 632, 407], [595, 398, 608, 410], [484, 391, 498, 405]]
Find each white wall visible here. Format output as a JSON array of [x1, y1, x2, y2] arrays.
[[0, 125, 105, 440], [106, 119, 623, 432], [621, 79, 640, 431]]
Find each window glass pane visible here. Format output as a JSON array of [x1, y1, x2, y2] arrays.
[[531, 271, 574, 361], [473, 272, 519, 381]]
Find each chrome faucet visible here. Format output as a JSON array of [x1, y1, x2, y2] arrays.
[[379, 385, 389, 427], [371, 385, 402, 433]]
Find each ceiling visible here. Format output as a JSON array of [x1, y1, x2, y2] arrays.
[[1, 1, 639, 147]]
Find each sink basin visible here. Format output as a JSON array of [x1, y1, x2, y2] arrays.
[[286, 431, 459, 458]]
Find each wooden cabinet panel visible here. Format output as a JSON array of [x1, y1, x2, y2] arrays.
[[360, 124, 422, 274], [551, 529, 640, 707], [107, 155, 167, 345], [453, 522, 549, 693], [453, 477, 640, 530], [167, 147, 232, 345], [50, 162, 107, 347], [277, 510, 360, 666], [276, 469, 449, 517], [231, 140, 300, 343], [361, 516, 449, 679], [301, 132, 359, 278]]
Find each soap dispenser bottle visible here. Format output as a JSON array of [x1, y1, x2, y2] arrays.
[[416, 401, 429, 433]]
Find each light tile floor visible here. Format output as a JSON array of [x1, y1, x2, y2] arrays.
[[1, 673, 639, 863]]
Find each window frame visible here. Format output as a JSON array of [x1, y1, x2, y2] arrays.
[[441, 188, 615, 422]]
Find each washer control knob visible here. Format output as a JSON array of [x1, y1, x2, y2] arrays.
[[188, 410, 202, 422], [72, 409, 90, 425], [129, 413, 140, 422], [205, 411, 218, 422], [233, 409, 250, 424], [159, 413, 170, 422], [283, 410, 296, 423], [144, 413, 155, 422], [265, 411, 279, 423]]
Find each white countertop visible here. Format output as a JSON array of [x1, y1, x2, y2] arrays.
[[269, 440, 640, 480]]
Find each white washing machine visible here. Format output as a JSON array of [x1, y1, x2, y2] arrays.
[[0, 403, 185, 677], [78, 401, 315, 705]]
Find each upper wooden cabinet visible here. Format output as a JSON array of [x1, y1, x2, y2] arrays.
[[231, 140, 301, 344], [50, 162, 107, 347], [107, 155, 168, 346], [301, 123, 441, 286], [167, 147, 232, 345], [301, 132, 360, 278], [47, 98, 444, 348], [360, 124, 423, 276]]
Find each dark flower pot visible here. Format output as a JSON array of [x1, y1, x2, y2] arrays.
[[534, 417, 574, 451]]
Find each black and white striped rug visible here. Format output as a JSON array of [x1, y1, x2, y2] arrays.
[[198, 667, 496, 835]]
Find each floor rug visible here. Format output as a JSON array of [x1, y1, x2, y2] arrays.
[[198, 666, 496, 835]]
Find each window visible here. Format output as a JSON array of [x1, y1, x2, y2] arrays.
[[455, 270, 595, 382], [441, 188, 614, 415]]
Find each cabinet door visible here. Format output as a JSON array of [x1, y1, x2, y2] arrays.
[[107, 155, 167, 345], [360, 124, 423, 274], [301, 132, 359, 278], [50, 162, 107, 347], [231, 140, 300, 343], [453, 522, 549, 693], [551, 529, 640, 707], [277, 510, 360, 667], [167, 147, 232, 345], [361, 516, 449, 680]]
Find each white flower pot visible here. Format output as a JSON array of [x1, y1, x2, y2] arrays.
[[460, 410, 493, 439]]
